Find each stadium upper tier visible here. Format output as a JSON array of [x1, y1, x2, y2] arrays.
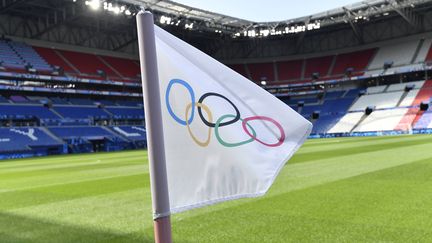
[[228, 37, 432, 84], [0, 34, 431, 87], [0, 39, 140, 82]]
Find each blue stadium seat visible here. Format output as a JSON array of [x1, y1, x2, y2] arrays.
[[312, 114, 344, 134], [110, 126, 146, 141], [106, 107, 144, 119], [53, 106, 110, 119], [0, 105, 60, 119], [0, 127, 63, 152], [49, 126, 125, 141]]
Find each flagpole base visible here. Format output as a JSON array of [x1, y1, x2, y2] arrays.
[[154, 215, 172, 243]]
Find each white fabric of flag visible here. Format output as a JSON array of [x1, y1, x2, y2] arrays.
[[153, 26, 312, 217]]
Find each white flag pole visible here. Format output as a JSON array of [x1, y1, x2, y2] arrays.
[[136, 11, 172, 243]]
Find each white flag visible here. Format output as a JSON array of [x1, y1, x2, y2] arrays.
[[153, 26, 312, 217]]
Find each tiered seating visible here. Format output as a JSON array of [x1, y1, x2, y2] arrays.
[[368, 40, 419, 69], [50, 97, 70, 104], [328, 112, 364, 133], [399, 89, 421, 107], [414, 38, 432, 63], [49, 126, 121, 140], [68, 98, 95, 106], [304, 56, 333, 78], [57, 50, 118, 77], [344, 89, 362, 98], [349, 91, 404, 111], [0, 127, 63, 152], [0, 95, 9, 103], [424, 39, 432, 63], [301, 105, 321, 117], [95, 100, 116, 106], [33, 46, 76, 73], [101, 55, 140, 78], [386, 81, 425, 92], [247, 62, 275, 82], [53, 106, 110, 119], [117, 100, 141, 107], [111, 126, 146, 141], [324, 91, 345, 99], [321, 98, 355, 114], [106, 107, 144, 119], [228, 64, 248, 78], [353, 108, 409, 132], [312, 114, 344, 134], [331, 49, 376, 75], [0, 105, 59, 119], [0, 40, 26, 70], [277, 60, 303, 81], [414, 108, 432, 129], [9, 42, 52, 72], [367, 85, 387, 94]]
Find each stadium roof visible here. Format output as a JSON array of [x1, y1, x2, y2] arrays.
[[1, 0, 432, 55], [123, 0, 432, 37]]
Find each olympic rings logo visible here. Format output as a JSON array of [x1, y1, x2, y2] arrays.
[[165, 79, 286, 148]]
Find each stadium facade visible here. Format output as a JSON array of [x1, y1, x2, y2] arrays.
[[0, 0, 432, 159]]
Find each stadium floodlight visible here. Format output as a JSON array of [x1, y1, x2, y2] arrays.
[[85, 0, 101, 10], [160, 15, 172, 25], [185, 23, 194, 29]]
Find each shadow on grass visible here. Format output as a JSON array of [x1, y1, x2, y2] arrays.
[[0, 212, 153, 243]]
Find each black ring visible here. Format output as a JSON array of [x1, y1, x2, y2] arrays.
[[197, 92, 240, 128]]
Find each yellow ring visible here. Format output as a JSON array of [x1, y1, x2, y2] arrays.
[[185, 102, 212, 147]]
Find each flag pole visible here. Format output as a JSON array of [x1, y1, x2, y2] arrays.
[[136, 11, 172, 243]]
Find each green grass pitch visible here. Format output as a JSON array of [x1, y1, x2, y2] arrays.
[[1, 134, 432, 242]]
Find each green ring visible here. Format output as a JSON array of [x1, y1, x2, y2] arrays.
[[214, 114, 257, 147]]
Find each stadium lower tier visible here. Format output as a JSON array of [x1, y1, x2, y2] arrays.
[[288, 80, 432, 136], [0, 126, 146, 160]]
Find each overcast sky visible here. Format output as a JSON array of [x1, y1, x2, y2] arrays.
[[173, 0, 361, 22]]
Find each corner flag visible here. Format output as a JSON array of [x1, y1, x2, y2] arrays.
[[137, 11, 312, 242]]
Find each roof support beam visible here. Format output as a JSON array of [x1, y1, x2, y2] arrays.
[[295, 16, 312, 51], [387, 0, 422, 29], [343, 7, 364, 44], [0, 0, 26, 14]]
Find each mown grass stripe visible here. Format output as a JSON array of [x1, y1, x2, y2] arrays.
[[0, 174, 149, 210], [0, 150, 147, 169], [290, 135, 432, 163]]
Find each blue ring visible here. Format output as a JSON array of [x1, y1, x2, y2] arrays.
[[165, 79, 195, 125]]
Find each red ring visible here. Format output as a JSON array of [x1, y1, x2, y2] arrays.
[[241, 116, 285, 147]]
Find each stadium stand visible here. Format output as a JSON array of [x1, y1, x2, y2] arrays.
[[2, 16, 432, 158], [0, 104, 60, 119], [33, 46, 77, 73], [228, 64, 249, 78], [304, 56, 333, 79], [111, 126, 146, 142], [414, 108, 432, 129], [53, 106, 110, 119], [100, 55, 141, 78], [349, 91, 404, 111], [353, 108, 409, 132], [277, 60, 303, 81], [10, 42, 53, 72], [247, 62, 275, 82], [327, 112, 364, 134], [106, 107, 145, 119], [0, 40, 26, 71], [0, 127, 64, 158], [57, 50, 119, 77], [331, 49, 376, 75], [368, 40, 420, 69]]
